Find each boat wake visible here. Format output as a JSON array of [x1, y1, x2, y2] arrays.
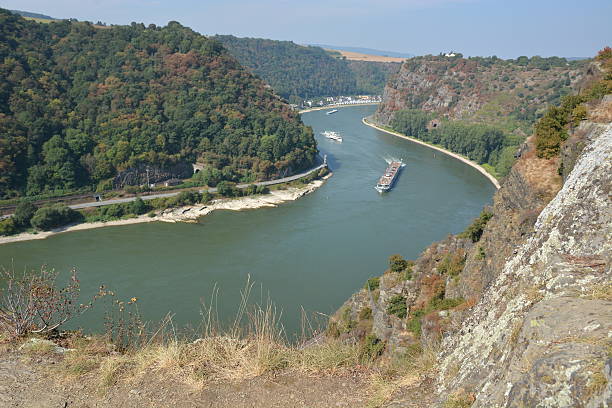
[[383, 156, 407, 167]]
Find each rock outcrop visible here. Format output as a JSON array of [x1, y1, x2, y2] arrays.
[[374, 55, 589, 126], [331, 95, 611, 406], [437, 121, 611, 407]]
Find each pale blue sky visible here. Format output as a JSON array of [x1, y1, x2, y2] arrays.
[[2, 0, 610, 58]]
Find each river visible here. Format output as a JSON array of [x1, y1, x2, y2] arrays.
[[0, 105, 496, 337]]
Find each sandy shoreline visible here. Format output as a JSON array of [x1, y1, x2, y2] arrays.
[[362, 118, 501, 189], [298, 102, 379, 114], [0, 175, 331, 245]]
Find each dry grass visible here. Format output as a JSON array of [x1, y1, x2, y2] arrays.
[[50, 280, 367, 390], [514, 139, 563, 202], [19, 339, 56, 356], [585, 361, 608, 399], [588, 100, 612, 123], [365, 343, 440, 407], [290, 340, 361, 373], [325, 49, 406, 63], [585, 284, 612, 301], [444, 389, 475, 408]]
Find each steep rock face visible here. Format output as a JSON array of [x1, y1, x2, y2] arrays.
[[446, 138, 563, 302], [374, 56, 588, 126], [437, 122, 611, 407]]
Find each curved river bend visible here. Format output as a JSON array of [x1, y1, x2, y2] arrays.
[[0, 105, 496, 335]]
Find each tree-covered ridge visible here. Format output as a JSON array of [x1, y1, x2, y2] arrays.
[[214, 35, 400, 101], [214, 35, 357, 101], [0, 9, 317, 199], [534, 47, 612, 158]]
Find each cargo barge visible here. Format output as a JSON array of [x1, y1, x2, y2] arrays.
[[375, 160, 404, 193]]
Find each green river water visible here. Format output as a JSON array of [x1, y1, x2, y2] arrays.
[[0, 105, 496, 337]]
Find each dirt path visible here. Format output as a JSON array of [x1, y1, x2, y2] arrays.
[[0, 351, 371, 408]]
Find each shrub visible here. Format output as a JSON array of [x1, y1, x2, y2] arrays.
[[13, 201, 37, 227], [389, 254, 408, 273], [359, 307, 372, 320], [0, 266, 101, 337], [359, 334, 385, 361], [460, 210, 493, 243], [403, 262, 414, 280], [476, 246, 486, 260], [407, 316, 422, 336], [386, 295, 407, 318], [217, 181, 238, 197], [429, 296, 465, 311], [364, 277, 380, 291], [0, 218, 18, 236], [130, 198, 150, 215], [30, 204, 83, 230], [437, 253, 466, 278], [100, 204, 125, 219], [172, 191, 202, 206]]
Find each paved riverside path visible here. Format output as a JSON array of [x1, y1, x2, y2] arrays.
[[69, 164, 327, 210]]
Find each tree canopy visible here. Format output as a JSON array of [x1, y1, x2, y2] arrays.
[[0, 10, 318, 199], [214, 35, 399, 101]]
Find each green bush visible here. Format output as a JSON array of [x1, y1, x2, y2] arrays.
[[13, 201, 37, 227], [359, 334, 385, 361], [0, 218, 18, 236], [437, 253, 466, 278], [30, 204, 83, 231], [364, 277, 380, 291], [429, 296, 464, 311], [359, 307, 372, 320], [130, 197, 150, 215], [407, 315, 422, 336], [386, 295, 407, 318], [403, 262, 414, 280], [389, 254, 408, 273], [172, 191, 202, 206], [217, 181, 238, 197], [459, 210, 493, 243]]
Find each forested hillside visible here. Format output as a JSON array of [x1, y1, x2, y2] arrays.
[[0, 9, 317, 199], [214, 35, 400, 101], [376, 54, 591, 177]]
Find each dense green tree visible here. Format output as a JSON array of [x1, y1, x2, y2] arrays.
[[214, 35, 399, 99], [0, 9, 317, 199], [130, 197, 149, 215], [30, 204, 82, 230], [13, 201, 37, 227], [389, 254, 408, 273]]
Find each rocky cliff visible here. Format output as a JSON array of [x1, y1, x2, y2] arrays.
[[374, 55, 589, 130], [330, 92, 611, 406]]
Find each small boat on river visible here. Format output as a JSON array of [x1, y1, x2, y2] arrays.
[[321, 131, 343, 142], [326, 109, 338, 115]]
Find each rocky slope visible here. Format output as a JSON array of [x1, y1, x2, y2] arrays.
[[331, 93, 611, 406], [374, 55, 590, 130]]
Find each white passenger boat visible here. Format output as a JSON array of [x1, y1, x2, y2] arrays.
[[321, 131, 343, 142]]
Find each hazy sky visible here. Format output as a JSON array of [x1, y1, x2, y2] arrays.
[[1, 0, 610, 58]]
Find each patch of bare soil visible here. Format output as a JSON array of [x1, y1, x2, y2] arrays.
[[0, 350, 373, 408]]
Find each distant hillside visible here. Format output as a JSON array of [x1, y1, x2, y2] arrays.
[[10, 9, 57, 20], [215, 35, 400, 101], [0, 9, 317, 199], [311, 44, 413, 59], [374, 54, 592, 177]]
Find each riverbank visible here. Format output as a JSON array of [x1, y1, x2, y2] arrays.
[[298, 102, 379, 114], [0, 174, 331, 245], [362, 118, 501, 189]]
